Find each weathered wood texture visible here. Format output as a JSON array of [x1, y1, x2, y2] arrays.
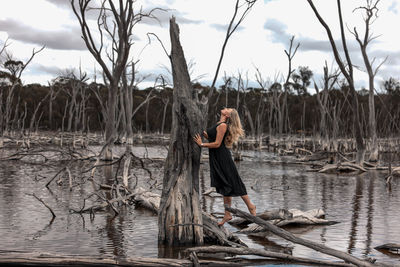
[[229, 208, 292, 226], [187, 246, 354, 267], [158, 17, 204, 245], [375, 243, 400, 255], [0, 251, 244, 267], [237, 209, 338, 235], [226, 206, 380, 267]]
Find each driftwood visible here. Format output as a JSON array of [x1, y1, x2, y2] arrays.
[[187, 245, 354, 267], [0, 251, 243, 267], [375, 243, 400, 255], [393, 167, 400, 177], [238, 208, 337, 236], [229, 208, 292, 226], [92, 187, 245, 247], [226, 206, 382, 267], [318, 162, 367, 174]]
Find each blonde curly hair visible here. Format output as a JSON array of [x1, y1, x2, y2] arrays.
[[225, 108, 245, 148]]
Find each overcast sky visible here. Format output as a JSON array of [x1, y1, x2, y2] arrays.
[[0, 0, 399, 91]]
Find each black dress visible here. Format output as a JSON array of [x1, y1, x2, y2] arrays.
[[206, 122, 247, 197]]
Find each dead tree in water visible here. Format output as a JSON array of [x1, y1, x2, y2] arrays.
[[158, 17, 204, 246], [282, 36, 299, 134], [307, 0, 366, 165], [350, 0, 386, 162], [1, 46, 44, 136], [314, 61, 340, 150], [71, 0, 158, 160]]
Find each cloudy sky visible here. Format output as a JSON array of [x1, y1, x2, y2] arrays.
[[0, 0, 399, 91]]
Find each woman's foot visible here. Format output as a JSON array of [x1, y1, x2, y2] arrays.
[[248, 204, 256, 216], [217, 215, 232, 226]]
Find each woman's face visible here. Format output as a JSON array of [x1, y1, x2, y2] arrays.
[[221, 107, 232, 117]]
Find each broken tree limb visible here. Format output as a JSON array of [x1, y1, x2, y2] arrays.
[[225, 206, 379, 267], [229, 208, 293, 226], [238, 209, 338, 236], [318, 162, 367, 174], [375, 243, 400, 255], [187, 245, 354, 267], [27, 193, 56, 222], [393, 167, 400, 177]]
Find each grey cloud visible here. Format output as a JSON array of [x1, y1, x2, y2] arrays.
[[370, 49, 400, 65], [264, 18, 288, 37], [0, 18, 86, 50], [263, 18, 359, 53], [43, 0, 72, 9], [209, 23, 244, 32], [388, 1, 398, 14], [141, 7, 203, 27], [44, 0, 110, 21], [45, 0, 201, 28], [30, 63, 65, 77]]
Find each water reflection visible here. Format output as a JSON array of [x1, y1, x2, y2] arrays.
[[348, 176, 363, 254], [365, 171, 375, 256], [0, 146, 399, 266]]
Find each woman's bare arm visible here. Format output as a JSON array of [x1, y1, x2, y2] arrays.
[[193, 123, 227, 148]]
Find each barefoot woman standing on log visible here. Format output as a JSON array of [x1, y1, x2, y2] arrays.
[[194, 107, 256, 226]]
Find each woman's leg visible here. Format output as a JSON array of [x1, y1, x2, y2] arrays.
[[218, 196, 232, 226], [240, 195, 256, 216]]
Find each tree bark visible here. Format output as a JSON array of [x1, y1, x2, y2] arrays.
[[226, 206, 378, 267], [158, 17, 204, 246]]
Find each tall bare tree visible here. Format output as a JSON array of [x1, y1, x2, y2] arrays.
[[350, 0, 386, 162], [282, 36, 300, 134], [0, 46, 44, 135], [314, 61, 340, 150], [158, 17, 204, 246], [71, 0, 157, 160], [306, 0, 366, 164], [203, 0, 257, 126]]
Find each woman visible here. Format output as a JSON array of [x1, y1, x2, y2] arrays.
[[193, 107, 256, 226]]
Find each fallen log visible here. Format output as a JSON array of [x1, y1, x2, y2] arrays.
[[393, 167, 400, 177], [229, 208, 292, 226], [187, 245, 354, 267], [226, 206, 383, 267], [318, 162, 367, 174], [238, 209, 338, 235], [375, 243, 400, 255], [0, 251, 240, 266]]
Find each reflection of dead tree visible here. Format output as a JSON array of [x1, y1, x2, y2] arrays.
[[27, 193, 56, 223], [307, 0, 366, 165]]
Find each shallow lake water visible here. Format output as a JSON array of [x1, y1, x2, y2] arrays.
[[0, 145, 399, 266]]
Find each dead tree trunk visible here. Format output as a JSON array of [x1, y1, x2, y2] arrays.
[[282, 36, 299, 134], [307, 0, 366, 165], [351, 0, 386, 162], [158, 17, 204, 246], [71, 0, 157, 160]]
